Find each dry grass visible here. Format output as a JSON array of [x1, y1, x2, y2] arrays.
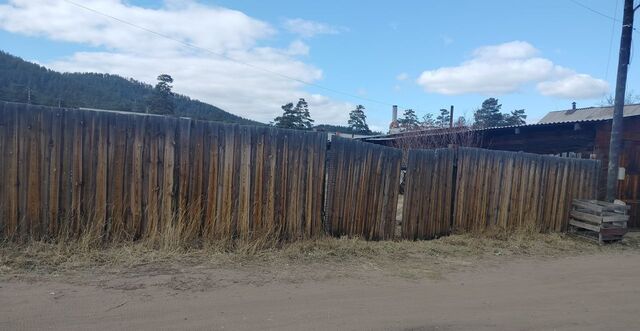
[[2, 226, 639, 284]]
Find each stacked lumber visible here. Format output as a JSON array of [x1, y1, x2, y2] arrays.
[[569, 199, 630, 244]]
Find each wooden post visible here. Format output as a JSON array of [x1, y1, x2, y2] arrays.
[[606, 0, 634, 201]]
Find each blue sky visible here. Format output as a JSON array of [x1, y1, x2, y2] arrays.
[[0, 0, 636, 130]]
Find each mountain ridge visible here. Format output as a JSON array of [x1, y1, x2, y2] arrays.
[[0, 50, 261, 125]]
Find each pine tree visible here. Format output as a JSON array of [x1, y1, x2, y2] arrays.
[[273, 98, 314, 130], [435, 108, 451, 127], [347, 104, 371, 134], [398, 108, 419, 131], [148, 74, 175, 115], [273, 102, 299, 128], [504, 109, 527, 126], [294, 98, 314, 129], [473, 98, 504, 128]]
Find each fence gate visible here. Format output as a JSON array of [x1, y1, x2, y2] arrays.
[[325, 137, 402, 240], [401, 148, 455, 239]]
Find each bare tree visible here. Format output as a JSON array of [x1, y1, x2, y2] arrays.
[[387, 126, 481, 193]]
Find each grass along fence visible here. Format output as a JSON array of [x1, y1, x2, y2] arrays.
[[0, 102, 326, 241]]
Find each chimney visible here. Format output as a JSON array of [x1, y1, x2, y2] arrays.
[[449, 105, 454, 128], [572, 102, 576, 110], [392, 105, 398, 122]]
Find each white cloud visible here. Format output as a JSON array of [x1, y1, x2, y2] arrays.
[[0, 0, 351, 124], [396, 72, 409, 81], [537, 74, 609, 99], [283, 18, 341, 38], [472, 40, 538, 59], [285, 40, 310, 56], [417, 41, 609, 99]]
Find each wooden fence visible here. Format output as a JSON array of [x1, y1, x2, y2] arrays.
[[325, 137, 402, 240], [0, 102, 603, 242], [401, 148, 600, 238], [0, 102, 326, 241], [453, 148, 600, 232], [401, 148, 455, 239]]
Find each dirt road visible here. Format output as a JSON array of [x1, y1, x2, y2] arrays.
[[2, 252, 639, 330]]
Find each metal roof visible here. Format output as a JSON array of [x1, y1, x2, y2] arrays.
[[538, 103, 640, 124], [361, 103, 640, 142]]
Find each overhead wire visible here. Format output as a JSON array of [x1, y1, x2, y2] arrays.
[[605, 0, 620, 81]]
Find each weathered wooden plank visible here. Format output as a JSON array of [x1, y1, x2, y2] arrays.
[[176, 118, 192, 223], [25, 106, 43, 238], [144, 117, 160, 237], [187, 120, 205, 237], [129, 115, 145, 238], [38, 107, 53, 239], [46, 108, 64, 237], [238, 125, 251, 239], [203, 122, 219, 238], [111, 114, 129, 237], [93, 112, 108, 238], [569, 218, 600, 232]]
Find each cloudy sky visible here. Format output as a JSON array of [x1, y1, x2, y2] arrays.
[[0, 0, 636, 130]]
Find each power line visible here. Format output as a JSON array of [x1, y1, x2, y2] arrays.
[[605, 0, 620, 81], [569, 0, 621, 22], [62, 0, 408, 110], [569, 0, 638, 31]]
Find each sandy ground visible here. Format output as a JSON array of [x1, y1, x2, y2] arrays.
[[2, 251, 640, 331]]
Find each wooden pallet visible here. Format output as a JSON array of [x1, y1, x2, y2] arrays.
[[568, 199, 630, 244]]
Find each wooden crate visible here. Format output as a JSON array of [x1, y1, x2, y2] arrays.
[[568, 199, 630, 244]]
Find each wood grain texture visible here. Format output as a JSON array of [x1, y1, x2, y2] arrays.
[[0, 102, 326, 241], [325, 137, 401, 240], [452, 148, 600, 233], [401, 148, 455, 240]]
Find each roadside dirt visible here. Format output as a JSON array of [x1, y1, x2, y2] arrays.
[[1, 234, 640, 330]]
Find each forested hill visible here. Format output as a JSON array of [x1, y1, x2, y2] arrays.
[[0, 51, 260, 125]]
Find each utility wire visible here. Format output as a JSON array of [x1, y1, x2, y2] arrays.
[[569, 0, 621, 22], [605, 0, 620, 81], [62, 0, 410, 111], [569, 0, 637, 30]]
